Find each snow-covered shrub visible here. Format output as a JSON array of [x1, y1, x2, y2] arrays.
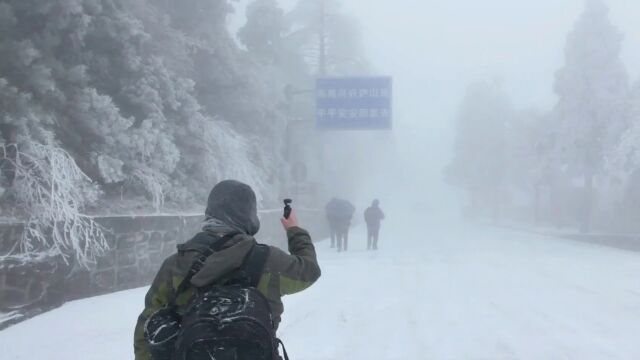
[[1, 142, 108, 268], [205, 120, 272, 205], [2, 0, 367, 216], [129, 168, 169, 213]]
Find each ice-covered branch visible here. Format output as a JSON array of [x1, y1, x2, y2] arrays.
[[130, 169, 169, 213], [1, 142, 108, 268]]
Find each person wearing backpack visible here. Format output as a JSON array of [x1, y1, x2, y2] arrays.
[[333, 199, 355, 252], [324, 198, 340, 248], [364, 199, 385, 250], [133, 180, 321, 360]]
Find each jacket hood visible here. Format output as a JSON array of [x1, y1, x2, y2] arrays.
[[205, 180, 260, 236], [184, 233, 257, 288]]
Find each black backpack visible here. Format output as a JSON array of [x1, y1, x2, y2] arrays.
[[144, 233, 289, 360]]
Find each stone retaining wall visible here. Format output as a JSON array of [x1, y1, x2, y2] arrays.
[[0, 209, 327, 330], [554, 232, 640, 252]]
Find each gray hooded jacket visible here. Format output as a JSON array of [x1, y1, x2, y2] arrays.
[[134, 180, 321, 360]]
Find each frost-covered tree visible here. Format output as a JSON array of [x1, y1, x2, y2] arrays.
[[323, 13, 369, 75], [150, 0, 289, 205], [0, 0, 184, 207], [1, 0, 371, 220], [614, 83, 640, 169], [287, 0, 370, 76], [1, 142, 107, 267], [506, 110, 545, 193], [609, 82, 640, 210], [259, 0, 373, 200], [0, 0, 296, 264], [0, 0, 289, 210], [238, 0, 286, 62], [446, 81, 513, 220], [553, 0, 629, 232]]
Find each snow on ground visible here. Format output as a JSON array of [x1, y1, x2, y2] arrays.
[[2, 215, 640, 360]]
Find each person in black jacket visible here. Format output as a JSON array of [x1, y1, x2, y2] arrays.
[[134, 180, 321, 359], [325, 198, 339, 248], [364, 199, 385, 250], [325, 198, 355, 252]]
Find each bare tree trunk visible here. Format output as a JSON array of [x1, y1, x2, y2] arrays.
[[492, 201, 500, 224], [492, 186, 501, 225], [580, 173, 594, 233], [534, 183, 540, 226]]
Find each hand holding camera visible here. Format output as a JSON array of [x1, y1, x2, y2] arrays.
[[281, 199, 298, 229]]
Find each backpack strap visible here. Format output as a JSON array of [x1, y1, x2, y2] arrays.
[[226, 243, 270, 288], [244, 244, 270, 287], [169, 232, 237, 308], [277, 338, 290, 360]]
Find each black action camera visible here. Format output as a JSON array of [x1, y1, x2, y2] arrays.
[[283, 199, 293, 219]]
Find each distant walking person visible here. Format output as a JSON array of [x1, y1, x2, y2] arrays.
[[334, 199, 355, 252], [325, 198, 339, 248], [364, 199, 385, 250], [325, 198, 355, 252]]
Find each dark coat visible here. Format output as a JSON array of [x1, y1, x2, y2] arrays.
[[364, 205, 385, 229], [326, 198, 355, 220], [133, 181, 321, 360]]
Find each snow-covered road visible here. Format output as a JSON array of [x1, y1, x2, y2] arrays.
[[2, 216, 640, 359]]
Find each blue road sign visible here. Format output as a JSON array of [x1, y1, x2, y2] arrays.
[[316, 76, 392, 130]]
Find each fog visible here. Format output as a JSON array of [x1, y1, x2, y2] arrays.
[[232, 0, 640, 226], [3, 0, 640, 358], [347, 0, 640, 220]]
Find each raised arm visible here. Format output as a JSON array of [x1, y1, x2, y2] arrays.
[[267, 212, 321, 296]]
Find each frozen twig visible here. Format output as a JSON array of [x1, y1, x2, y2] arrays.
[[1, 142, 108, 268]]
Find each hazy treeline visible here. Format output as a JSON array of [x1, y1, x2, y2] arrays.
[[0, 0, 368, 217], [447, 0, 640, 232], [0, 0, 369, 262]]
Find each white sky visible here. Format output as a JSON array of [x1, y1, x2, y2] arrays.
[[231, 0, 640, 109]]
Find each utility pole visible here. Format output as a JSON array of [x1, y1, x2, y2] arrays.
[[316, 0, 329, 202], [318, 0, 327, 76]]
